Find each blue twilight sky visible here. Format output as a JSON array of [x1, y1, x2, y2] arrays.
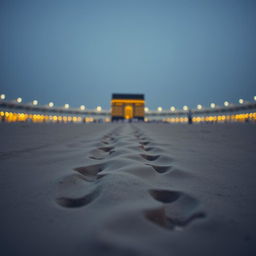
[[0, 0, 255, 109]]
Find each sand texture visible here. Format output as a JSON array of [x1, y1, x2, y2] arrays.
[[0, 123, 256, 256]]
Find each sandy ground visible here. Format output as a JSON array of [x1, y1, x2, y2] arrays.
[[0, 123, 256, 256]]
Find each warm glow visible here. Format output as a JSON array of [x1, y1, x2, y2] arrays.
[[254, 96, 256, 101], [96, 106, 102, 112], [32, 100, 38, 105], [49, 102, 54, 107], [224, 101, 229, 107], [210, 103, 216, 108], [183, 105, 189, 111], [0, 94, 5, 100], [64, 104, 69, 109], [239, 99, 244, 104], [157, 107, 162, 112], [197, 104, 202, 110], [16, 97, 22, 103], [170, 106, 176, 112], [80, 105, 85, 110], [144, 107, 149, 112]]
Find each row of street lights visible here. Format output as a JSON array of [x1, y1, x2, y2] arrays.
[[155, 97, 256, 112], [1, 94, 256, 112], [0, 94, 103, 112]]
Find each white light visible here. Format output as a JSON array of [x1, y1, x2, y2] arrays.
[[32, 100, 38, 105], [80, 105, 85, 110], [254, 96, 256, 101], [144, 107, 149, 112], [210, 103, 216, 108], [239, 99, 244, 104], [64, 104, 69, 109], [0, 94, 5, 100], [157, 107, 162, 112], [170, 106, 176, 112], [224, 101, 229, 107], [96, 106, 102, 112], [183, 105, 189, 111], [197, 104, 202, 110], [16, 97, 22, 103], [49, 102, 54, 107]]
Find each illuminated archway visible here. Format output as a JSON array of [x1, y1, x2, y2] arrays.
[[125, 105, 133, 119]]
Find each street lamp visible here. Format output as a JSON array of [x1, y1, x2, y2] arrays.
[[16, 97, 22, 103], [80, 105, 85, 110], [157, 107, 162, 112], [197, 104, 202, 110], [170, 106, 176, 112], [210, 103, 216, 108], [64, 104, 69, 109], [49, 102, 54, 107], [224, 101, 229, 107], [183, 105, 189, 111], [0, 94, 5, 100], [32, 100, 38, 105], [96, 106, 102, 112], [144, 107, 149, 113], [239, 99, 244, 104]]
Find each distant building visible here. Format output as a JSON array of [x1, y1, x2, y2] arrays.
[[111, 94, 145, 121]]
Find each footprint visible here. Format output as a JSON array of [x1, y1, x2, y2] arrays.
[[89, 148, 112, 160], [140, 141, 150, 146], [145, 189, 206, 230], [56, 189, 99, 208], [74, 163, 105, 181], [140, 154, 160, 161], [149, 189, 181, 203], [55, 174, 100, 208], [146, 164, 171, 174], [98, 146, 115, 152]]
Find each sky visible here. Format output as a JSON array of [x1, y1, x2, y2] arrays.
[[0, 0, 255, 110]]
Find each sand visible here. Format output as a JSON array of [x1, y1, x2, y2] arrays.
[[0, 122, 256, 256]]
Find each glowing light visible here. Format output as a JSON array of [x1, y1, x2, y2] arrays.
[[197, 104, 202, 110], [64, 104, 69, 109], [48, 102, 54, 107], [238, 99, 244, 104], [170, 106, 176, 112], [210, 103, 216, 108], [32, 100, 38, 105], [144, 107, 149, 112], [16, 97, 22, 103], [80, 105, 85, 110], [183, 105, 189, 111], [157, 107, 162, 112], [224, 101, 229, 107], [96, 106, 102, 112], [0, 94, 5, 100], [254, 96, 256, 101]]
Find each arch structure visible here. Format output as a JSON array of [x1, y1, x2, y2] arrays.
[[111, 94, 145, 121]]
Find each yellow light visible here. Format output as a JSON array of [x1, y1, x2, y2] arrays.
[[0, 94, 5, 100], [170, 106, 176, 112], [239, 99, 244, 104], [144, 107, 149, 112], [254, 96, 256, 101], [96, 106, 102, 112], [197, 104, 202, 110], [157, 107, 162, 112], [224, 101, 229, 107], [183, 105, 188, 111], [210, 103, 216, 108], [49, 102, 54, 107], [17, 97, 22, 103], [80, 105, 85, 110], [32, 100, 38, 105], [64, 104, 69, 109]]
